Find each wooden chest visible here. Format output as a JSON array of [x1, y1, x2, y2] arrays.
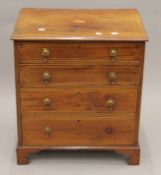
[[12, 8, 148, 165]]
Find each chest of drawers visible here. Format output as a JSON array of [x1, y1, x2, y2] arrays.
[[12, 8, 148, 165]]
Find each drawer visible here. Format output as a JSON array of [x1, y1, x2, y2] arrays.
[[22, 115, 136, 146], [18, 42, 142, 64], [21, 87, 137, 113], [20, 65, 139, 87]]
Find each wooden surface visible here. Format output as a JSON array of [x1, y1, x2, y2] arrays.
[[20, 65, 139, 87], [17, 145, 140, 165], [12, 8, 148, 165], [22, 116, 136, 146], [18, 42, 141, 62], [12, 8, 148, 41], [20, 87, 137, 113]]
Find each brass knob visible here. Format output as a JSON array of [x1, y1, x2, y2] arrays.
[[43, 126, 53, 138], [106, 98, 115, 111], [42, 71, 51, 85], [108, 72, 117, 85], [43, 97, 52, 110], [41, 48, 50, 62], [109, 48, 118, 62]]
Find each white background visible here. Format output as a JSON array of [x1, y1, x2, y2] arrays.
[[0, 0, 160, 175]]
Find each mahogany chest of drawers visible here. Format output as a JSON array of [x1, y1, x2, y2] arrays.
[[12, 8, 148, 165]]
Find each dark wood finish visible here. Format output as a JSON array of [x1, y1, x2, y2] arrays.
[[12, 8, 148, 165]]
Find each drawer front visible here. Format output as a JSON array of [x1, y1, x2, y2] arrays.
[[22, 115, 136, 146], [20, 65, 139, 88], [21, 87, 137, 113], [18, 42, 142, 64]]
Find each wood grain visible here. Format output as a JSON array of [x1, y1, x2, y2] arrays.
[[22, 116, 136, 146], [17, 145, 140, 165], [12, 8, 148, 165], [14, 41, 23, 145], [18, 42, 142, 63], [11, 8, 148, 41], [20, 87, 137, 113], [20, 65, 139, 87]]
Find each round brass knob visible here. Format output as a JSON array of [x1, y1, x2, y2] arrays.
[[42, 71, 51, 85], [106, 98, 115, 111], [108, 72, 117, 85], [41, 48, 50, 62], [109, 48, 118, 62], [43, 97, 52, 110], [43, 126, 53, 138]]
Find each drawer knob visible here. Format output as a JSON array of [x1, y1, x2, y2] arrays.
[[106, 98, 115, 111], [43, 126, 53, 138], [42, 71, 51, 85], [108, 72, 117, 85], [41, 48, 50, 62], [105, 127, 113, 134], [109, 48, 118, 62], [43, 97, 52, 110]]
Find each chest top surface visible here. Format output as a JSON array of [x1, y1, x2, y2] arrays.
[[12, 8, 148, 41]]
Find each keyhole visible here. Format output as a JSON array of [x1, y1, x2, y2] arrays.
[[78, 46, 80, 49], [77, 120, 80, 123], [77, 91, 80, 96]]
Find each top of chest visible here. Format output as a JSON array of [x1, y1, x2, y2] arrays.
[[12, 8, 148, 42]]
